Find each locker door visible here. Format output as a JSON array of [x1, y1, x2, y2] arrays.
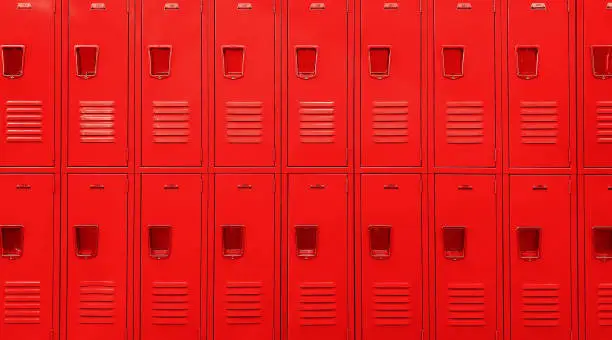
[[288, 174, 348, 340], [434, 0, 496, 168], [584, 176, 612, 340], [509, 175, 571, 340], [0, 175, 54, 339], [141, 174, 202, 339], [0, 0, 55, 166], [287, 1, 348, 167], [141, 1, 202, 166], [583, 1, 612, 167], [508, 0, 570, 168], [214, 174, 275, 340], [214, 0, 276, 167], [361, 174, 422, 340], [361, 0, 422, 167], [434, 175, 498, 340], [67, 174, 128, 340], [68, 0, 129, 167]]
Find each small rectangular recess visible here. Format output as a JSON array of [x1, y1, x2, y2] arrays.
[[75, 45, 99, 78], [1, 225, 24, 258], [369, 46, 391, 79], [222, 225, 245, 259], [593, 226, 612, 260], [516, 46, 539, 79], [295, 46, 318, 79], [2, 45, 25, 78], [295, 225, 318, 258], [591, 46, 612, 79], [149, 225, 171, 259], [443, 226, 465, 260], [74, 225, 99, 259], [222, 46, 246, 79], [148, 45, 172, 79], [369, 225, 391, 259], [442, 46, 464, 79], [517, 227, 541, 260]]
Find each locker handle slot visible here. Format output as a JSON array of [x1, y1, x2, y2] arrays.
[[384, 184, 399, 190], [75, 45, 99, 79], [16, 184, 31, 190], [608, 186, 612, 190], [457, 185, 473, 190], [1, 45, 25, 78], [443, 226, 465, 260], [517, 227, 541, 261], [74, 225, 99, 259], [222, 225, 245, 259], [295, 225, 318, 259], [309, 184, 326, 189], [148, 45, 172, 79], [442, 46, 464, 79], [369, 46, 391, 79], [1, 225, 24, 259], [222, 46, 246, 79], [149, 225, 171, 259], [296, 46, 318, 80], [532, 184, 548, 191], [237, 184, 252, 189], [89, 184, 104, 190], [516, 46, 539, 80], [369, 225, 391, 259], [591, 46, 612, 79], [593, 226, 612, 261], [164, 184, 179, 190]]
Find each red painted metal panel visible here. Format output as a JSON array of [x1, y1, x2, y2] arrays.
[[214, 1, 276, 167], [141, 174, 202, 339], [0, 0, 55, 166], [67, 0, 129, 167], [141, 1, 202, 167], [288, 174, 348, 340], [584, 176, 612, 340], [508, 0, 570, 168], [361, 174, 423, 340], [434, 0, 496, 168], [361, 1, 422, 167], [582, 1, 612, 167], [434, 175, 498, 340], [0, 175, 54, 338], [67, 174, 128, 340], [214, 174, 275, 339], [509, 175, 571, 340], [287, 1, 348, 167]]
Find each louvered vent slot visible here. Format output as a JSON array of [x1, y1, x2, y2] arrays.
[[151, 281, 189, 325], [447, 283, 486, 326], [299, 282, 337, 326], [5, 100, 43, 143], [299, 101, 335, 144], [225, 281, 263, 324], [596, 101, 612, 144], [79, 101, 115, 143], [598, 283, 612, 326], [445, 101, 485, 144], [79, 281, 116, 324], [225, 101, 263, 144], [3, 281, 41, 324], [521, 283, 561, 327], [520, 101, 559, 145], [372, 282, 412, 326], [152, 101, 190, 144], [372, 101, 409, 144]]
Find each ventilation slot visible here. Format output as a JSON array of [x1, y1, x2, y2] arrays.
[[222, 225, 245, 259], [517, 227, 541, 261], [74, 225, 98, 259], [223, 46, 245, 79], [442, 47, 464, 79], [596, 101, 612, 144], [443, 226, 465, 260], [152, 101, 190, 143], [148, 46, 172, 79], [79, 281, 116, 324], [598, 283, 612, 326], [296, 225, 318, 259], [447, 283, 486, 326], [372, 101, 409, 144], [2, 45, 25, 78], [593, 226, 612, 261], [75, 45, 99, 79], [3, 281, 41, 324], [151, 282, 189, 325], [369, 225, 391, 259], [520, 101, 559, 145], [225, 282, 263, 324], [299, 101, 336, 144], [369, 46, 391, 79], [1, 225, 24, 258], [296, 46, 318, 79], [79, 101, 116, 143], [372, 282, 412, 326], [5, 100, 43, 143], [446, 101, 485, 144], [592, 46, 612, 79], [516, 47, 539, 79], [225, 101, 264, 144], [299, 282, 337, 326], [521, 284, 561, 327], [149, 225, 171, 260]]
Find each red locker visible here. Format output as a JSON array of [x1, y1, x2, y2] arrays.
[[582, 1, 612, 167], [0, 175, 54, 339], [141, 1, 202, 167], [434, 175, 498, 340], [287, 1, 348, 167], [214, 0, 276, 167], [361, 174, 423, 340], [509, 175, 571, 340], [584, 176, 612, 340], [288, 174, 349, 340], [508, 0, 570, 168], [66, 174, 128, 340], [141, 174, 202, 339], [214, 174, 276, 340], [361, 0, 422, 167], [67, 0, 129, 167], [0, 0, 55, 166], [434, 0, 496, 168]]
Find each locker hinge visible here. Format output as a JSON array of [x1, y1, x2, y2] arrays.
[[273, 148, 276, 165], [494, 148, 497, 166], [273, 1, 276, 14], [420, 177, 423, 193], [493, 0, 496, 12], [346, 0, 351, 13], [568, 178, 572, 194], [201, 0, 204, 13], [494, 178, 497, 195], [496, 330, 500, 340], [125, 177, 129, 193], [345, 148, 349, 164], [568, 148, 571, 165], [125, 148, 129, 163], [200, 177, 204, 194], [421, 329, 425, 340], [345, 177, 349, 193], [52, 180, 55, 194], [49, 329, 54, 340], [273, 176, 276, 193], [419, 0, 423, 13]]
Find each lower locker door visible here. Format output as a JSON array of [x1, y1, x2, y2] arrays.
[[434, 175, 498, 340], [361, 174, 423, 340], [510, 175, 571, 340], [214, 174, 276, 339], [141, 174, 202, 339], [0, 175, 54, 339], [67, 174, 128, 340], [288, 174, 349, 340]]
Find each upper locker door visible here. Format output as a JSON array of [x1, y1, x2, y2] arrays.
[[583, 1, 612, 167], [215, 1, 276, 167], [434, 175, 498, 340], [288, 1, 348, 167], [508, 0, 570, 168], [214, 174, 276, 340], [584, 176, 612, 340], [434, 0, 496, 168], [141, 174, 202, 340], [67, 174, 128, 340], [361, 174, 423, 340], [0, 0, 55, 166], [0, 175, 54, 339], [509, 176, 571, 340], [288, 174, 348, 340], [68, 0, 129, 167], [141, 0, 202, 167], [361, 1, 422, 167]]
